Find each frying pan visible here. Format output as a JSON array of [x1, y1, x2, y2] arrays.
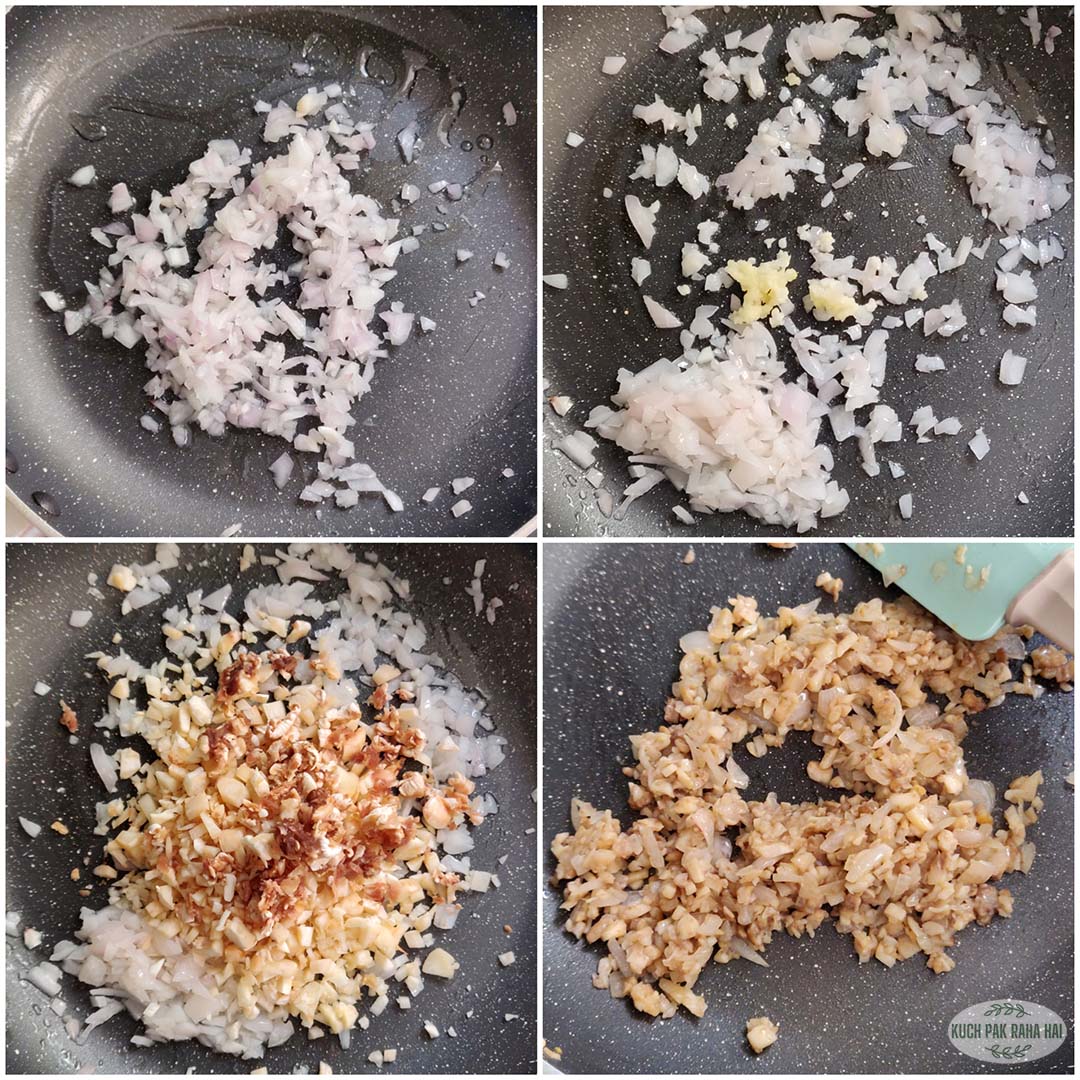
[[543, 541, 1073, 1073], [6, 6, 537, 538], [6, 541, 537, 1074], [542, 6, 1074, 538]]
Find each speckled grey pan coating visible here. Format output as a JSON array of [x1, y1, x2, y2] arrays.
[[543, 542, 1073, 1073], [6, 541, 537, 1074], [542, 7, 1073, 539], [7, 6, 537, 538]]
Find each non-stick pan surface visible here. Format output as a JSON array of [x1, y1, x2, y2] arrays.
[[543, 542, 1073, 1073], [6, 542, 537, 1074], [7, 6, 537, 538], [543, 7, 1073, 538]]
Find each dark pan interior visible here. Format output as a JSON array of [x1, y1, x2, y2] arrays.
[[7, 6, 537, 538], [542, 6, 1073, 538], [543, 542, 1073, 1073], [6, 541, 537, 1074]]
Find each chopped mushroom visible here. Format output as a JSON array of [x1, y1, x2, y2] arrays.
[[746, 1016, 779, 1054], [815, 571, 843, 601]]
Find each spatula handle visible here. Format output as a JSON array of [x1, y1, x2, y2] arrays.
[[1007, 549, 1074, 653]]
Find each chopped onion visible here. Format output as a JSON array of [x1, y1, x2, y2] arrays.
[[740, 24, 773, 53], [624, 194, 659, 248], [269, 452, 295, 490], [67, 165, 96, 187], [679, 630, 712, 653], [998, 350, 1028, 385], [642, 295, 681, 328], [19, 817, 41, 838], [832, 163, 865, 190], [962, 779, 997, 814], [556, 431, 598, 469], [726, 755, 750, 789], [379, 309, 415, 345], [397, 121, 420, 163], [47, 98, 422, 510], [997, 633, 1027, 660], [1003, 304, 1036, 327], [90, 742, 118, 793], [108, 183, 134, 213], [433, 903, 460, 929], [996, 269, 1038, 304], [914, 354, 944, 373], [729, 937, 770, 967], [26, 963, 62, 997], [968, 428, 990, 460], [421, 948, 459, 979], [83, 1000, 125, 1031]]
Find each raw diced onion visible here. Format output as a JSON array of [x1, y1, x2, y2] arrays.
[[998, 350, 1027, 385], [90, 743, 118, 793], [67, 165, 96, 187]]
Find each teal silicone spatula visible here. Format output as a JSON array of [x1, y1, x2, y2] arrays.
[[847, 542, 1074, 652]]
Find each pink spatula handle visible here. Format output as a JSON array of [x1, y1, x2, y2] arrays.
[[1007, 549, 1074, 653]]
